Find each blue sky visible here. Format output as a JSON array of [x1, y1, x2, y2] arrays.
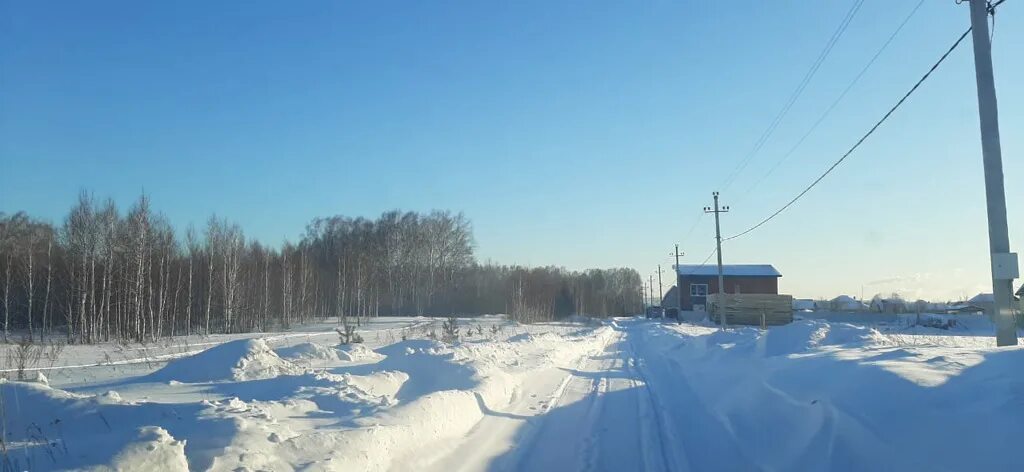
[[2, 1, 1022, 301]]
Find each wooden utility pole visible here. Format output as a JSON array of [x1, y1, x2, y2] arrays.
[[705, 192, 730, 329], [968, 0, 1017, 346]]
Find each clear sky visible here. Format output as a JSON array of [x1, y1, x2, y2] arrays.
[[2, 1, 1022, 302]]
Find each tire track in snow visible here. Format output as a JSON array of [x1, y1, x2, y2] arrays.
[[507, 330, 617, 471], [624, 334, 687, 472], [634, 321, 761, 471], [579, 375, 609, 472]]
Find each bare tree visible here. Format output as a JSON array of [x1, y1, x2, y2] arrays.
[[0, 194, 642, 344]]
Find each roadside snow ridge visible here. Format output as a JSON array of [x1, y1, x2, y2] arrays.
[[152, 338, 303, 382]]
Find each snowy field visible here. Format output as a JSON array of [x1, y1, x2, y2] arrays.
[[2, 314, 1024, 471]]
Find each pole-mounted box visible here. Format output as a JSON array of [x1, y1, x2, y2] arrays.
[[992, 252, 1019, 280]]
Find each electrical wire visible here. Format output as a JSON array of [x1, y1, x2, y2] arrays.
[[679, 211, 705, 243], [677, 247, 718, 275], [989, 0, 1005, 42], [724, 26, 974, 242], [719, 0, 865, 192], [737, 0, 926, 203]]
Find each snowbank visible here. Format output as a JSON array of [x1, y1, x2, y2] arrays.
[[679, 320, 888, 358], [275, 342, 341, 361], [106, 427, 189, 472], [151, 338, 303, 383], [0, 320, 616, 470], [0, 380, 216, 471], [274, 341, 384, 364], [338, 343, 384, 362], [641, 320, 1024, 471], [759, 320, 888, 356], [311, 326, 613, 471]]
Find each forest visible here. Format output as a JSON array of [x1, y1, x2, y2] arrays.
[[0, 192, 642, 343]]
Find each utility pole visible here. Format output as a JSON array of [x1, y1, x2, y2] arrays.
[[969, 0, 1018, 346], [705, 192, 730, 329], [639, 285, 645, 314], [649, 275, 655, 308], [671, 245, 685, 311], [657, 265, 664, 306]]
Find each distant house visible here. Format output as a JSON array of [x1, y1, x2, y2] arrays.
[[944, 303, 986, 314], [793, 299, 816, 311], [661, 285, 681, 309], [968, 293, 996, 315], [675, 264, 781, 311], [830, 295, 868, 311], [870, 297, 908, 314]]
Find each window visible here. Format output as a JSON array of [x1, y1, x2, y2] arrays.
[[690, 283, 708, 297]]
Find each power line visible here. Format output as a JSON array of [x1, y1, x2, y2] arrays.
[[679, 211, 705, 243], [677, 247, 717, 275], [724, 25, 974, 242], [991, 0, 1007, 8], [719, 0, 865, 192], [737, 0, 926, 203], [989, 0, 1007, 41]]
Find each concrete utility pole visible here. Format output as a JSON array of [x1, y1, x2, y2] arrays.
[[657, 265, 664, 306], [968, 0, 1018, 346], [705, 192, 730, 329], [639, 285, 645, 313], [649, 275, 655, 308], [671, 245, 685, 311]]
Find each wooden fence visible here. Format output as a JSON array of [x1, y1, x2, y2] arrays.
[[707, 293, 794, 327]]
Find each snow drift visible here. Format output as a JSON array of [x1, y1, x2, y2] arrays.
[[687, 320, 888, 359], [151, 338, 303, 383], [0, 380, 209, 471], [275, 342, 341, 361], [644, 319, 1024, 471], [338, 343, 384, 362]]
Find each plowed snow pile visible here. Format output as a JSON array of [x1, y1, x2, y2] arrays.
[[3, 318, 616, 471], [0, 380, 197, 471], [338, 343, 384, 362], [648, 320, 1024, 471], [275, 342, 341, 361], [152, 338, 303, 382], [274, 342, 384, 363], [687, 320, 888, 359], [759, 320, 889, 356]]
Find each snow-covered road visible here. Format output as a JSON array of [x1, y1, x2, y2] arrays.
[[422, 319, 757, 471], [509, 326, 686, 472], [4, 315, 1024, 471], [428, 322, 685, 472], [424, 317, 1024, 472]]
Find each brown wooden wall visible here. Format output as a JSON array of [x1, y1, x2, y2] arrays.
[[678, 274, 779, 310]]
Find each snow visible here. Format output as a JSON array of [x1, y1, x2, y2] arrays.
[[151, 338, 304, 383], [969, 292, 995, 304], [107, 427, 189, 472], [337, 343, 385, 362], [2, 314, 1023, 470], [675, 263, 781, 277], [275, 341, 343, 361], [830, 295, 869, 310], [793, 298, 816, 311]]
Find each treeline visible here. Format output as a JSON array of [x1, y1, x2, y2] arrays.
[[0, 192, 641, 343]]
